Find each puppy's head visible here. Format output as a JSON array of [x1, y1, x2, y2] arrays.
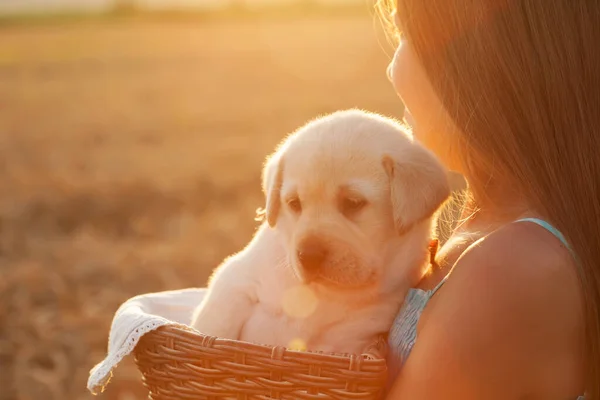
[[262, 109, 450, 290]]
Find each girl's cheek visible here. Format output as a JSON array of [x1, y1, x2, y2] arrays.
[[389, 42, 427, 122], [388, 42, 464, 172], [388, 42, 408, 99]]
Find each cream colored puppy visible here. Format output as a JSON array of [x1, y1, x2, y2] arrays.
[[191, 109, 449, 355]]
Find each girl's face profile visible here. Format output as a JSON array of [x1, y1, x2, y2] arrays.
[[388, 37, 463, 174]]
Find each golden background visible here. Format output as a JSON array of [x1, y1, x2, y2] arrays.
[[0, 5, 408, 399]]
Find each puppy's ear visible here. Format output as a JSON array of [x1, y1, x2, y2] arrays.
[[261, 152, 284, 227], [382, 146, 450, 235]]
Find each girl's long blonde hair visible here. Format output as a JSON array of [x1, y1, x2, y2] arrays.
[[377, 0, 600, 397]]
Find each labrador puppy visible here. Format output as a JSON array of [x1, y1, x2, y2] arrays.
[[190, 109, 450, 355]]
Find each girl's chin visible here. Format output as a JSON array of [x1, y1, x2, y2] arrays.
[[403, 108, 416, 129]]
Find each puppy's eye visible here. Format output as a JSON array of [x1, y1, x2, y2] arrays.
[[340, 197, 367, 216], [287, 197, 302, 213]]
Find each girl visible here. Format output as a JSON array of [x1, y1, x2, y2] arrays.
[[377, 1, 599, 399]]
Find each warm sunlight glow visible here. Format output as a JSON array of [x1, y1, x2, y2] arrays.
[[2, 2, 389, 398], [282, 284, 318, 319]]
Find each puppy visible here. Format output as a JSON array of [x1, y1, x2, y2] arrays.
[[190, 109, 449, 355]]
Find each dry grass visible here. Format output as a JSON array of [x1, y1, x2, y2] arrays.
[[0, 11, 404, 400]]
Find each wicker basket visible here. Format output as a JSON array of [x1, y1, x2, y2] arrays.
[[134, 324, 388, 400]]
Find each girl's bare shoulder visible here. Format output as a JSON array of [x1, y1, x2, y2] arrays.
[[450, 220, 578, 296], [422, 220, 584, 395]]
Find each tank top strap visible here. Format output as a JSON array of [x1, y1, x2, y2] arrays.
[[429, 274, 450, 297], [429, 217, 572, 298], [427, 239, 448, 297], [514, 217, 573, 253]]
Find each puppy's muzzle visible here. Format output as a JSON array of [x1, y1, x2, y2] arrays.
[[297, 237, 328, 272]]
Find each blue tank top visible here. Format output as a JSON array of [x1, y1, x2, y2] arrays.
[[386, 218, 585, 399]]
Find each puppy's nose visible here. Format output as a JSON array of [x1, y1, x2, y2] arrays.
[[297, 239, 328, 271]]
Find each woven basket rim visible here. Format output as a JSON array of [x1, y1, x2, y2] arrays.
[[148, 324, 387, 363], [134, 324, 388, 399]]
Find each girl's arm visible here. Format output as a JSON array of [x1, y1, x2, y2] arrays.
[[387, 223, 582, 399]]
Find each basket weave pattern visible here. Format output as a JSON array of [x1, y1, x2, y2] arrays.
[[134, 325, 388, 399]]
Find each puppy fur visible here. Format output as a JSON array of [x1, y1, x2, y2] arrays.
[[190, 109, 450, 355]]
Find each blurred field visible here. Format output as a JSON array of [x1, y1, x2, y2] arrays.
[[0, 10, 404, 400]]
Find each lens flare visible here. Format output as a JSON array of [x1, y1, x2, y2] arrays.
[[288, 338, 308, 352], [282, 284, 318, 319]]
